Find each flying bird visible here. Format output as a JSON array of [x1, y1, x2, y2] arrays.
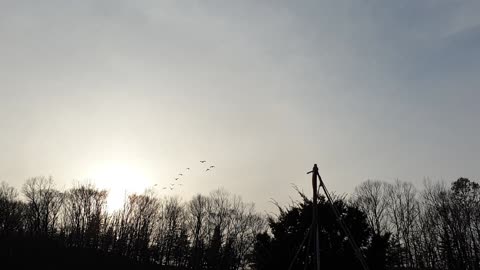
[[200, 160, 206, 163], [179, 173, 183, 176], [170, 187, 174, 190], [186, 168, 190, 170], [206, 168, 210, 172], [210, 166, 215, 168], [175, 178, 179, 180]]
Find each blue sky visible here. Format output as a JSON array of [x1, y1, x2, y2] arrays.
[[1, 1, 479, 211]]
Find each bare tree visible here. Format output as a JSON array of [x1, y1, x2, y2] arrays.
[[62, 183, 108, 248], [109, 190, 161, 262], [419, 180, 447, 269], [353, 180, 390, 235], [187, 194, 210, 269], [22, 176, 63, 235], [208, 188, 231, 243], [153, 196, 188, 267], [385, 180, 420, 269], [227, 196, 266, 270], [128, 191, 160, 262], [0, 182, 24, 235]]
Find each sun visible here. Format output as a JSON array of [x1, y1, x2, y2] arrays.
[[89, 161, 153, 212]]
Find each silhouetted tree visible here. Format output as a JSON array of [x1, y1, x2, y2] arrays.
[[22, 176, 63, 236], [252, 191, 379, 270], [0, 182, 24, 235], [385, 180, 419, 268], [353, 180, 390, 235], [206, 225, 222, 270], [187, 194, 210, 270], [62, 183, 108, 248]]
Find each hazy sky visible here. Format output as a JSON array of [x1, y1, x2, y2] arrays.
[[1, 1, 479, 212]]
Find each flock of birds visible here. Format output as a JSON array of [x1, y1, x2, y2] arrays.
[[153, 160, 215, 192]]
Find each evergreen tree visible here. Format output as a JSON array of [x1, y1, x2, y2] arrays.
[[252, 192, 385, 270]]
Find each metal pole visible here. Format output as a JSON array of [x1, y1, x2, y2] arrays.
[[310, 164, 320, 270]]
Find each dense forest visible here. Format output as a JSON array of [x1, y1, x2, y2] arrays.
[[0, 176, 479, 270]]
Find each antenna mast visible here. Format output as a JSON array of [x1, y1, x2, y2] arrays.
[[288, 164, 370, 270]]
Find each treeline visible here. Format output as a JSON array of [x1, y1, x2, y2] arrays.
[[0, 177, 266, 268], [1, 176, 479, 270], [352, 177, 480, 270]]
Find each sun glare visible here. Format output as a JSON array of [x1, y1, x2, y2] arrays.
[[89, 162, 153, 212]]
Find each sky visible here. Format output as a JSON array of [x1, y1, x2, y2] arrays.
[[1, 0, 479, 212]]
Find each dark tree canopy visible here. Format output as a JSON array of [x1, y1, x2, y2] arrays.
[[252, 192, 390, 270]]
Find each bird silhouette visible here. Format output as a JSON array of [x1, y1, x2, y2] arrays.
[[179, 173, 183, 176], [200, 160, 206, 163], [210, 166, 215, 168], [206, 168, 210, 172], [175, 178, 179, 180], [170, 187, 174, 190], [186, 168, 190, 170]]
